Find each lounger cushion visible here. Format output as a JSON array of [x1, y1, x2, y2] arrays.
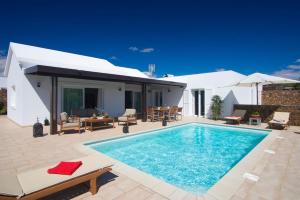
[[17, 155, 113, 195], [224, 116, 241, 120], [47, 161, 83, 175], [0, 174, 24, 197], [63, 122, 79, 128], [269, 120, 287, 125], [118, 116, 128, 121]]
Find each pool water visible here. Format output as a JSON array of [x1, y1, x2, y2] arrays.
[[86, 123, 268, 195]]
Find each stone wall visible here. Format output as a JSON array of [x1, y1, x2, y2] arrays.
[[233, 104, 300, 126], [262, 90, 300, 105]]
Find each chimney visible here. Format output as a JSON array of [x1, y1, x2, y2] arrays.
[[148, 64, 156, 77]]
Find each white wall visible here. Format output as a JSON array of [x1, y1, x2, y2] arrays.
[[22, 75, 51, 125], [6, 52, 24, 125]]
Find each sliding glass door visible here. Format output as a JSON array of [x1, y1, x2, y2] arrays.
[[125, 90, 142, 113], [63, 88, 83, 114], [63, 87, 103, 114]]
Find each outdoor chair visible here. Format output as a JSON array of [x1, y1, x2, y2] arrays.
[[146, 107, 159, 122], [60, 112, 81, 134], [0, 155, 112, 200], [118, 108, 137, 126], [166, 106, 178, 121], [268, 112, 290, 130], [176, 107, 183, 120], [224, 109, 247, 124]]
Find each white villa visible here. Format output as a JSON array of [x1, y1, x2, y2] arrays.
[[3, 43, 259, 132]]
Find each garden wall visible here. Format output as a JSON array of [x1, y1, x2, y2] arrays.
[[262, 90, 300, 105], [0, 89, 7, 114], [233, 104, 300, 126]]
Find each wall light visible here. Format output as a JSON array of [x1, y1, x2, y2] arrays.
[[37, 82, 41, 88]]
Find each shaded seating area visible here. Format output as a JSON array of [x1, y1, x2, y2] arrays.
[[118, 109, 137, 126], [0, 155, 112, 200], [146, 106, 183, 122], [268, 112, 290, 130], [224, 109, 247, 124]]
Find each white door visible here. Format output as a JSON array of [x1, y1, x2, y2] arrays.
[[183, 90, 189, 116]]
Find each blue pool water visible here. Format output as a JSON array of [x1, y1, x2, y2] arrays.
[[86, 123, 268, 195]]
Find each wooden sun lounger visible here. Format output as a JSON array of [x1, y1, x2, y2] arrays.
[[0, 156, 112, 200], [224, 109, 247, 124], [268, 112, 290, 130]]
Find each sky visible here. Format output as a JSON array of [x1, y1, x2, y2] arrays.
[[0, 0, 300, 79]]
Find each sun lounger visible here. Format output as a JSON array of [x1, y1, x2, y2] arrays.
[[0, 155, 112, 199], [118, 108, 137, 126], [224, 109, 247, 124], [268, 112, 290, 129]]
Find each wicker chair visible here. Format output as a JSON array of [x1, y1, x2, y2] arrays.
[[60, 112, 81, 134], [118, 109, 137, 126], [147, 107, 159, 122]]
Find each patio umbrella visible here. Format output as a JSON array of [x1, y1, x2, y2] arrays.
[[234, 73, 299, 104]]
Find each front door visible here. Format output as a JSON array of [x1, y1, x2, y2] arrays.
[[200, 90, 205, 116], [194, 90, 199, 116], [125, 91, 133, 108]]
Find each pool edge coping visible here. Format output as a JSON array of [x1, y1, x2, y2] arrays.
[[74, 121, 278, 200]]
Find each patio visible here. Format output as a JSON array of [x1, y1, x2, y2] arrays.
[[0, 115, 299, 200]]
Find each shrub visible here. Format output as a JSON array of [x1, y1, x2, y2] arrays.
[[211, 95, 222, 120]]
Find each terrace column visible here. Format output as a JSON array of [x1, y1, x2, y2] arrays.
[[141, 83, 147, 122], [50, 76, 58, 135]]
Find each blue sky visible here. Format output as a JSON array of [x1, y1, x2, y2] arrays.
[[0, 0, 300, 79]]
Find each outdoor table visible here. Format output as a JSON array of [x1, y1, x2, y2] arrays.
[[154, 107, 170, 120], [84, 117, 115, 131], [249, 117, 262, 125]]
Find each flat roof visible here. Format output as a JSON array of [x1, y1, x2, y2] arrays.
[[24, 65, 187, 87]]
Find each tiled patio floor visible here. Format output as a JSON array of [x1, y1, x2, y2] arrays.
[[0, 115, 299, 200]]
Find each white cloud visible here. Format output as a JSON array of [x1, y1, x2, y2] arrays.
[[129, 46, 139, 52], [288, 65, 300, 69], [216, 68, 225, 72], [273, 69, 300, 80], [110, 56, 118, 60], [296, 58, 300, 63], [140, 48, 154, 53]]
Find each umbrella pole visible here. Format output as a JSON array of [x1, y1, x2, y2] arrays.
[[256, 82, 259, 105]]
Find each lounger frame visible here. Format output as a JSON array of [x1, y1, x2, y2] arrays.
[[0, 167, 111, 200]]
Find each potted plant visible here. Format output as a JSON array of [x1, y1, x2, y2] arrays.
[[103, 112, 109, 118], [211, 95, 222, 120], [251, 111, 260, 118]]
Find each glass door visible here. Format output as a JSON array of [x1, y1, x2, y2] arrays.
[[133, 92, 141, 113], [63, 88, 83, 114]]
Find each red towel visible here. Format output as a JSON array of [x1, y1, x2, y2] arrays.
[[47, 161, 82, 175]]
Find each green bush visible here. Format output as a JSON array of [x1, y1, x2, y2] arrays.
[[211, 95, 222, 120], [0, 102, 7, 115]]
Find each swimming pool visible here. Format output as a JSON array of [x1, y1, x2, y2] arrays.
[[86, 123, 268, 195]]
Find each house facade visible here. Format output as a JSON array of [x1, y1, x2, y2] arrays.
[[3, 43, 185, 127], [161, 71, 260, 118], [3, 42, 259, 129]]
